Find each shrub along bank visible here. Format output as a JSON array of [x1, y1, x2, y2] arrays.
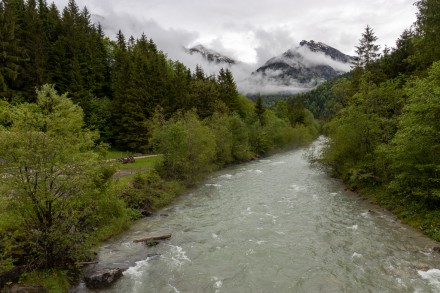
[[0, 86, 319, 291]]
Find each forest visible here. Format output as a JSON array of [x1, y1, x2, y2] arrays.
[[0, 0, 319, 290], [1, 0, 439, 290], [296, 0, 440, 242]]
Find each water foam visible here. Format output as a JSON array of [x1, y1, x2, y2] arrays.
[[418, 269, 440, 288], [124, 259, 150, 278], [360, 212, 369, 218], [212, 276, 223, 290], [270, 161, 286, 166], [265, 213, 278, 219], [351, 252, 363, 259], [242, 207, 253, 215], [165, 245, 191, 269], [220, 174, 233, 179], [205, 183, 222, 187], [395, 277, 407, 289], [289, 184, 302, 192]]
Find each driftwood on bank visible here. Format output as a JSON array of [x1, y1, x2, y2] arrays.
[[133, 233, 172, 243]]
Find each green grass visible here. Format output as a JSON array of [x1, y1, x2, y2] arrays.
[[116, 155, 163, 171], [105, 148, 135, 159], [113, 175, 135, 187], [112, 155, 163, 187], [18, 270, 71, 293]]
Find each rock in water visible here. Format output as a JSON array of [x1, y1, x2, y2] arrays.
[[84, 268, 124, 289]]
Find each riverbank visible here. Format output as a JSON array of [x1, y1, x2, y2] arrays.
[[2, 138, 314, 292], [353, 185, 440, 242], [71, 145, 440, 292]]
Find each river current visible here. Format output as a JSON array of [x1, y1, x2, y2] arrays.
[[78, 140, 440, 292]]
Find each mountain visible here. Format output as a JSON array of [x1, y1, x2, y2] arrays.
[[254, 40, 354, 88], [186, 45, 237, 65]]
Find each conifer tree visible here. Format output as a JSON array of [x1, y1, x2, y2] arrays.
[[217, 68, 239, 112], [0, 0, 26, 100], [413, 0, 440, 69], [254, 95, 265, 125], [353, 25, 380, 70], [19, 0, 50, 98]]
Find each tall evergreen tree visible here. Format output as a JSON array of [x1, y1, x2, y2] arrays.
[[412, 0, 440, 69], [217, 68, 239, 112], [19, 0, 50, 98], [353, 25, 381, 70], [0, 0, 26, 100], [254, 95, 265, 125]]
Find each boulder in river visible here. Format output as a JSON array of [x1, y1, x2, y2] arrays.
[[84, 268, 125, 289], [140, 209, 154, 217], [431, 246, 440, 253]]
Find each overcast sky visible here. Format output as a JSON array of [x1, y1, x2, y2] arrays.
[[52, 0, 417, 66]]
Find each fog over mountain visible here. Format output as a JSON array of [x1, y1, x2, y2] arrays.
[[186, 41, 353, 95], [80, 0, 416, 96]]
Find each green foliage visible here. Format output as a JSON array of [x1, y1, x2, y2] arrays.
[[318, 2, 440, 240], [0, 1, 324, 289], [412, 0, 440, 70], [150, 110, 217, 185], [0, 85, 129, 271], [217, 68, 239, 112], [254, 95, 266, 125], [116, 156, 162, 171], [19, 269, 70, 293], [0, 0, 27, 100], [120, 171, 184, 211], [228, 113, 254, 161], [388, 61, 440, 200], [293, 75, 353, 121], [204, 112, 234, 167], [236, 94, 256, 118], [353, 25, 381, 70]]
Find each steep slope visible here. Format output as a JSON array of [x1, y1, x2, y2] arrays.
[[186, 45, 236, 65], [254, 40, 353, 87]]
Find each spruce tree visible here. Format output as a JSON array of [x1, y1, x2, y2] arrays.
[[19, 0, 50, 99], [254, 95, 265, 125], [353, 25, 381, 70], [0, 0, 26, 100], [413, 0, 440, 69], [217, 68, 239, 112]]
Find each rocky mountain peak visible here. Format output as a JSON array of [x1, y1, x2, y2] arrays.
[[186, 45, 236, 65], [252, 40, 354, 93], [299, 40, 353, 63]]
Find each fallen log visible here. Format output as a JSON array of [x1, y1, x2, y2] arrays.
[[133, 233, 172, 243]]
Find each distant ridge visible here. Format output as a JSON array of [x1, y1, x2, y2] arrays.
[[186, 44, 236, 65], [254, 40, 354, 86]]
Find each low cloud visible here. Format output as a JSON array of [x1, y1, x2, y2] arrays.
[[93, 11, 345, 96], [237, 75, 315, 96]]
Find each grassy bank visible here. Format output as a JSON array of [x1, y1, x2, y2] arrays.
[[1, 102, 319, 292], [7, 155, 164, 291]]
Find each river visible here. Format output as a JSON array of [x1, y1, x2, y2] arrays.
[[76, 139, 440, 292]]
